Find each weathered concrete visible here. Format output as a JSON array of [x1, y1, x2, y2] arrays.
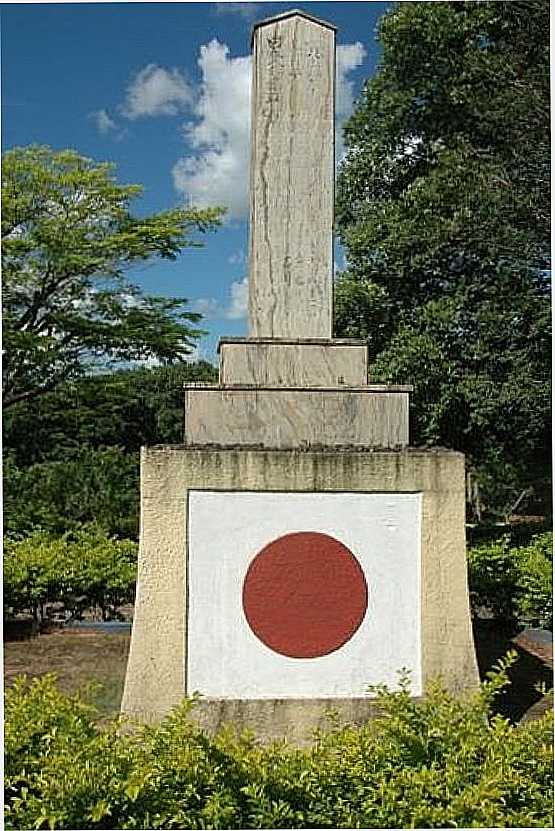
[[122, 9, 478, 746], [121, 446, 479, 739], [190, 697, 384, 746], [183, 385, 410, 448], [248, 11, 335, 338], [180, 9, 410, 455], [219, 338, 368, 386]]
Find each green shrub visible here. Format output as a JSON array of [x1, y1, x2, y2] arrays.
[[4, 657, 553, 829], [3, 526, 137, 622], [514, 533, 553, 629], [468, 532, 552, 629], [3, 363, 219, 539]]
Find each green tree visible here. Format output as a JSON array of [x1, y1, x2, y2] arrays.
[[3, 447, 140, 539], [3, 362, 218, 537], [335, 1, 550, 519], [3, 362, 218, 467], [2, 145, 224, 408]]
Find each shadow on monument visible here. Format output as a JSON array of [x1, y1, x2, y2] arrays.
[[473, 620, 553, 723]]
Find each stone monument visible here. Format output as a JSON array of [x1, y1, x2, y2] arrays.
[[122, 9, 479, 743]]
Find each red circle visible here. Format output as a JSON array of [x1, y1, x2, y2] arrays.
[[242, 531, 368, 658]]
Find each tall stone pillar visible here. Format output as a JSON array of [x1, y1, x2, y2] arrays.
[[248, 11, 334, 338], [122, 10, 479, 743]]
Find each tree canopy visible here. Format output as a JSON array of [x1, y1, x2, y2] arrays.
[[3, 361, 218, 538], [2, 145, 224, 408], [3, 361, 217, 468], [335, 0, 550, 520]]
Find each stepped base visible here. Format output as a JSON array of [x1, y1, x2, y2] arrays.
[[184, 384, 411, 449], [218, 337, 368, 386]]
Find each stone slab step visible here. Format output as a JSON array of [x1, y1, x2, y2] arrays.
[[183, 385, 410, 449]]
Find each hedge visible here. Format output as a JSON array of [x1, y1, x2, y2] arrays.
[[3, 526, 137, 623], [4, 528, 551, 629], [4, 654, 553, 830], [467, 532, 552, 629]]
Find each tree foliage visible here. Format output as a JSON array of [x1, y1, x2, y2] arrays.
[[335, 1, 550, 519], [3, 447, 140, 540], [3, 362, 217, 467], [2, 145, 223, 408], [3, 362, 218, 538]]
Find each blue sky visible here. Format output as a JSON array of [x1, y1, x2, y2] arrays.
[[2, 0, 391, 363]]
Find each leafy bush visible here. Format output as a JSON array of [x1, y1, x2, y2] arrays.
[[468, 532, 553, 629], [514, 534, 553, 629], [3, 526, 137, 623], [4, 657, 553, 829]]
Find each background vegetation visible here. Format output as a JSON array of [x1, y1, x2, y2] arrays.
[[3, 527, 137, 625], [4, 526, 551, 632], [468, 532, 552, 630], [3, 362, 217, 539], [335, 0, 550, 522]]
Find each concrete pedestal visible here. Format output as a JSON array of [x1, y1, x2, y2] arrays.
[[218, 338, 369, 386], [121, 9, 479, 744], [121, 446, 479, 741]]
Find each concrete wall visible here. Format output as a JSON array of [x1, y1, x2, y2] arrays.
[[121, 446, 479, 741]]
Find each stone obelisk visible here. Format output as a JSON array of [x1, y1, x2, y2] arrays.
[[122, 10, 479, 743], [248, 10, 334, 338]]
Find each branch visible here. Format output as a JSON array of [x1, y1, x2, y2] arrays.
[[2, 364, 79, 410]]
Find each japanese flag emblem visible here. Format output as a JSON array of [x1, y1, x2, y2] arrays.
[[187, 491, 422, 698]]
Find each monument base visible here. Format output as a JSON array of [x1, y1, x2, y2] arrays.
[[121, 445, 479, 737], [183, 384, 411, 448], [218, 337, 369, 386], [189, 697, 385, 746]]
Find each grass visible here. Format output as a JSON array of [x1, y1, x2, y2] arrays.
[[4, 629, 130, 716]]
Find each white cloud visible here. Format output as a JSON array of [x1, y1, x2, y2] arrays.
[[90, 108, 118, 135], [122, 64, 192, 119], [173, 39, 365, 219], [227, 249, 246, 265], [335, 42, 366, 160], [192, 276, 248, 321], [172, 40, 251, 219], [191, 296, 222, 318], [335, 43, 366, 120], [214, 2, 264, 20], [183, 343, 201, 363], [226, 276, 248, 319]]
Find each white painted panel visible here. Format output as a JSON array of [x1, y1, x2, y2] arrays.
[[187, 491, 421, 698]]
